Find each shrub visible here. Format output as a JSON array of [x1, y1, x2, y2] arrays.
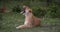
[[46, 5, 60, 18], [33, 8, 46, 18], [12, 5, 21, 13]]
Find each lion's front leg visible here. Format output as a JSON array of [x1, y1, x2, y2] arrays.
[[16, 25, 25, 29], [16, 24, 33, 29]]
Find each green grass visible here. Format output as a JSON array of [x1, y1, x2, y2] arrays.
[[0, 12, 60, 32]]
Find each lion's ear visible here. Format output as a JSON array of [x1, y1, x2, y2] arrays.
[[29, 10, 32, 13], [29, 11, 31, 13], [29, 9, 32, 13]]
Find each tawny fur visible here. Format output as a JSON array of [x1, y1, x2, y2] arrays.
[[16, 7, 41, 29]]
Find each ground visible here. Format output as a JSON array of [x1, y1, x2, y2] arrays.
[[0, 12, 60, 32]]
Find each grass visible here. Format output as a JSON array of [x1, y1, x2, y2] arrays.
[[0, 12, 60, 32]]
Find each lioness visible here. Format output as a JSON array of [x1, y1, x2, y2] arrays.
[[16, 5, 41, 29]]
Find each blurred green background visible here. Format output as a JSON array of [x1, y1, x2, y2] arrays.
[[0, 0, 60, 32]]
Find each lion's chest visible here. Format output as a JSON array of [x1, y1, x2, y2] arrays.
[[24, 15, 33, 25]]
